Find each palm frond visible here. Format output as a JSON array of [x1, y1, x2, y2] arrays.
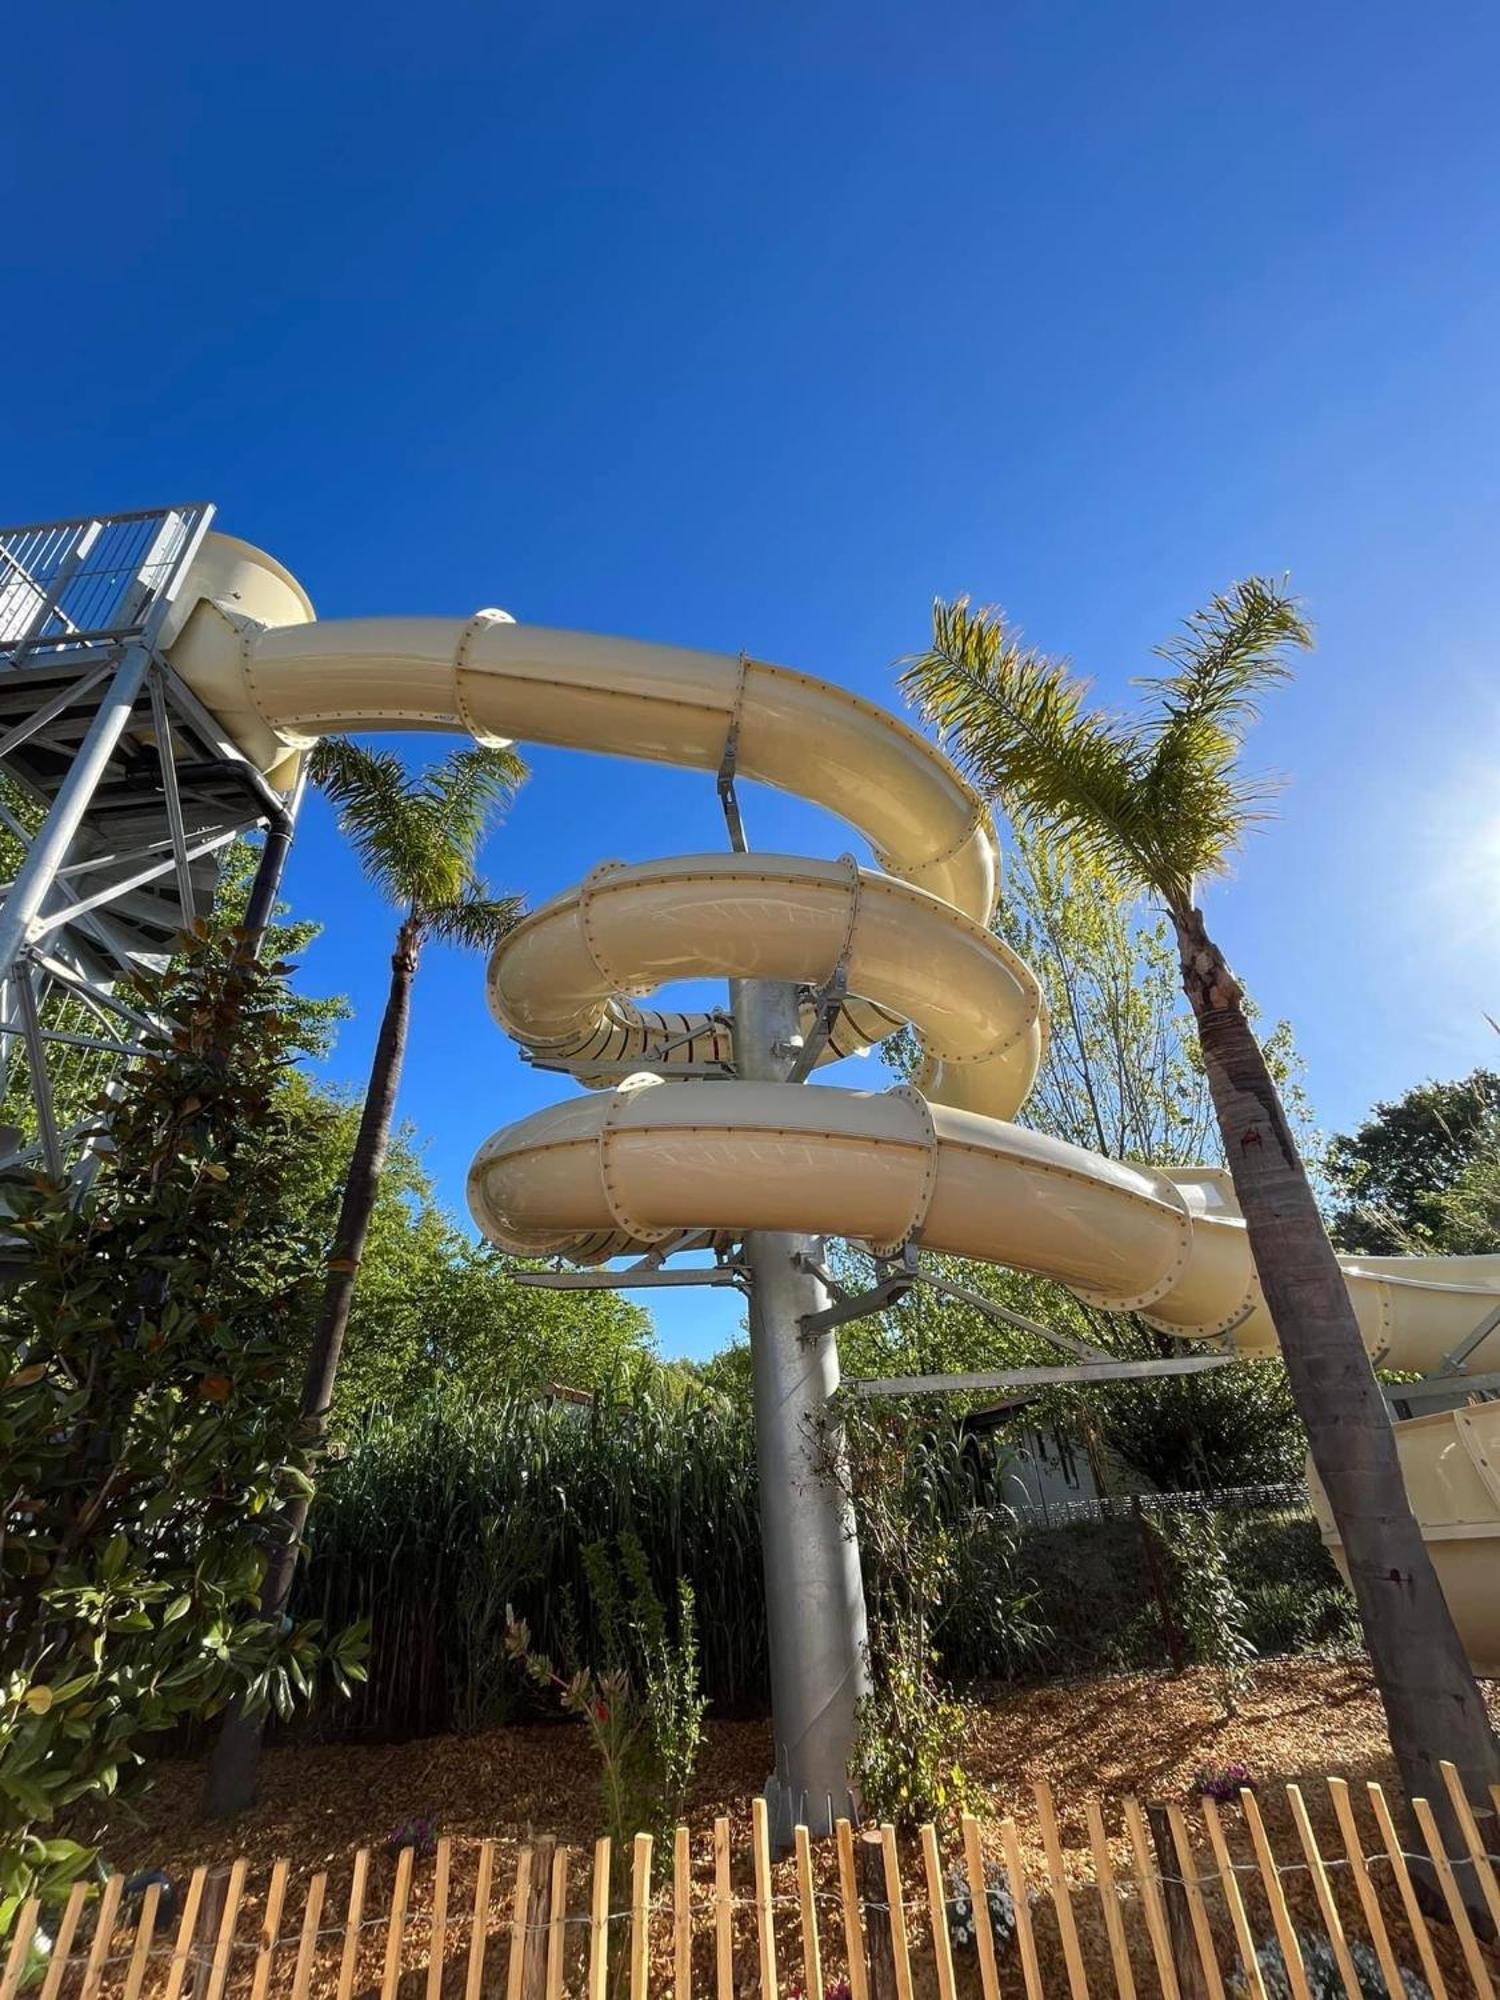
[[426, 890, 528, 952], [309, 739, 528, 920], [900, 598, 1154, 883], [1138, 577, 1311, 738]]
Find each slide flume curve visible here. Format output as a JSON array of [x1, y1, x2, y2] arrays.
[[164, 532, 1500, 1673]]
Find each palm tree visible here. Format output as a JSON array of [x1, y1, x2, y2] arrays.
[[204, 739, 527, 1815], [901, 583, 1500, 1853]]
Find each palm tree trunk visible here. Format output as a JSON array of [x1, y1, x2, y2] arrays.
[[1173, 902, 1500, 1887], [202, 915, 421, 1817]]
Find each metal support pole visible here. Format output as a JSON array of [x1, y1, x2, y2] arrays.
[[240, 768, 307, 951], [0, 646, 151, 982], [732, 974, 870, 1848]]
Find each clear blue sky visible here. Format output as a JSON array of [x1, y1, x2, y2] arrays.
[[7, 1, 1500, 1359]]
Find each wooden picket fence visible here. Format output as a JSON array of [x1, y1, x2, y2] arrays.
[[5, 1764, 1500, 2000]]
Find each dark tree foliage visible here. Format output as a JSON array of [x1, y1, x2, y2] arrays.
[[1326, 1068, 1500, 1254], [0, 929, 363, 1925]]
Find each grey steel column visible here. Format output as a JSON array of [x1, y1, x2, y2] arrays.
[[731, 974, 870, 1847], [0, 647, 151, 982]]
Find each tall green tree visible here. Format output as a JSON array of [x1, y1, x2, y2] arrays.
[[0, 929, 361, 1927], [901, 581, 1500, 1852], [1327, 1068, 1500, 1253], [204, 740, 527, 1816]]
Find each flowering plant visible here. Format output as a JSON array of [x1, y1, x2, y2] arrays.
[[1191, 1761, 1256, 1805]]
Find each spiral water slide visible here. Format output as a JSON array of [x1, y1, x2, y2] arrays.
[[167, 534, 1500, 1809]]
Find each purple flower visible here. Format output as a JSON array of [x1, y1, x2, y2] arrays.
[[1191, 1762, 1256, 1805]]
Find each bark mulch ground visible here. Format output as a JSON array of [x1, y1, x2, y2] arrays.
[[74, 1660, 1500, 1996]]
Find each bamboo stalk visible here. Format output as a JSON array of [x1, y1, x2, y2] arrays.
[[163, 1867, 208, 2000], [1439, 1761, 1500, 1944], [0, 1901, 39, 2000], [712, 1818, 734, 2000], [677, 1826, 695, 2000], [37, 1880, 89, 2000], [505, 1845, 533, 2000], [1366, 1783, 1448, 2000], [122, 1882, 162, 2000], [337, 1850, 371, 2000], [546, 1845, 571, 2000], [250, 1860, 289, 2000], [881, 1824, 915, 2000], [1239, 1793, 1310, 2000], [589, 1837, 612, 2000], [999, 1818, 1043, 2000], [1327, 1779, 1404, 2000], [798, 1824, 826, 2000], [751, 1801, 776, 2000], [632, 1833, 654, 2000], [428, 1839, 453, 2000], [79, 1874, 125, 2000], [1084, 1803, 1134, 2000], [1035, 1781, 1091, 2000], [382, 1844, 416, 2000], [204, 1856, 249, 2000], [290, 1872, 327, 2000], [1285, 1785, 1361, 2000], [1411, 1796, 1492, 1997], [467, 1840, 496, 2000], [920, 1823, 957, 2000], [1197, 1799, 1263, 2000], [837, 1818, 870, 2000], [1122, 1798, 1181, 2000]]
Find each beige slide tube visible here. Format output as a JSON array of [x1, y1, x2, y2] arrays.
[[167, 533, 1500, 1673]]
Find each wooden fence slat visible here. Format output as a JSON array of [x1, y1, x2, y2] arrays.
[[204, 1855, 249, 2000], [1285, 1785, 1362, 2000], [381, 1843, 415, 2000], [999, 1817, 1044, 2000], [251, 1859, 289, 2000], [631, 1833, 654, 2000], [122, 1881, 162, 2000], [464, 1838, 495, 2000], [336, 1850, 370, 2000], [1240, 1791, 1311, 2000], [797, 1824, 826, 2000], [290, 1871, 326, 2000], [1327, 1779, 1405, 2000], [2, 1900, 41, 2000], [546, 1844, 570, 2000], [751, 1802, 776, 2000], [1036, 1780, 1091, 2000], [838, 1818, 870, 2000], [505, 1845, 532, 2000], [1197, 1800, 1264, 2000], [1162, 1802, 1223, 2000], [1411, 1795, 1493, 1997], [962, 1814, 1004, 2000], [1439, 1760, 1500, 1944], [590, 1837, 613, 2000], [1366, 1783, 1448, 2000], [676, 1826, 694, 2000], [713, 1818, 734, 2000], [427, 1839, 453, 2000], [881, 1824, 915, 2000], [1084, 1803, 1134, 2000], [80, 1874, 125, 2000], [163, 1866, 208, 2000], [921, 1822, 958, 2000], [1122, 1798, 1181, 2000], [38, 1880, 89, 2000]]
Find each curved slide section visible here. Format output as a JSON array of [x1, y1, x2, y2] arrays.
[[466, 1078, 1500, 1377]]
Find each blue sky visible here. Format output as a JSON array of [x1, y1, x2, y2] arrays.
[[7, 1, 1500, 1359]]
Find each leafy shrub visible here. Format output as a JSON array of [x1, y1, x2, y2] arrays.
[[1156, 1511, 1256, 1710]]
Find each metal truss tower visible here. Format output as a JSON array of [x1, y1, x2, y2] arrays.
[[0, 505, 296, 1193]]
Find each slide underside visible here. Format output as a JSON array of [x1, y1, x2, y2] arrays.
[[165, 532, 1500, 1671]]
